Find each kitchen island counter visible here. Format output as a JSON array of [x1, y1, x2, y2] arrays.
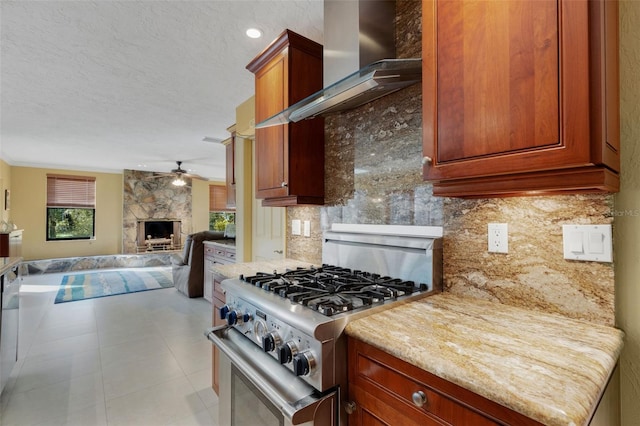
[[0, 257, 21, 276], [211, 258, 316, 281], [345, 292, 623, 426]]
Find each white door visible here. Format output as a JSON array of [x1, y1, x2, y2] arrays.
[[252, 202, 285, 261], [251, 141, 286, 261]]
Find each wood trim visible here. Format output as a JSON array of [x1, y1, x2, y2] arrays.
[[246, 29, 322, 73], [260, 195, 324, 207], [432, 166, 619, 198]]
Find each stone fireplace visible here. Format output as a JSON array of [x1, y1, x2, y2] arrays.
[[122, 170, 192, 254]]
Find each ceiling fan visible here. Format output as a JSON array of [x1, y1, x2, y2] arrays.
[[150, 161, 208, 186]]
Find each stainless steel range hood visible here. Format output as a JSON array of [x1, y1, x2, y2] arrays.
[[255, 0, 421, 129]]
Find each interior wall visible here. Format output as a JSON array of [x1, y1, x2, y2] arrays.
[[10, 166, 123, 260], [616, 1, 640, 424], [193, 178, 222, 232]]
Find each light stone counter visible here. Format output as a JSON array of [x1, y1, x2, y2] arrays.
[[211, 258, 317, 281], [0, 257, 22, 276], [345, 293, 624, 426]]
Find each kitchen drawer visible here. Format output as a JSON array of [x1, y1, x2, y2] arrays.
[[213, 276, 225, 302], [207, 244, 236, 264], [348, 338, 542, 426], [353, 351, 494, 425], [223, 248, 235, 262], [204, 245, 216, 259]]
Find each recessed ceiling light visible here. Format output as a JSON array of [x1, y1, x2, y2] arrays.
[[246, 28, 262, 39]]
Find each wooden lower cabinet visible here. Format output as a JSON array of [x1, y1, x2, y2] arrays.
[[347, 337, 543, 426]]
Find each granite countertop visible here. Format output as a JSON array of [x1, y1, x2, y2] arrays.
[[0, 257, 22, 276], [203, 239, 236, 248], [211, 258, 316, 280], [345, 293, 624, 426]]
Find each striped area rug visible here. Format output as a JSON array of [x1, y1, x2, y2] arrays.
[[54, 267, 174, 304]]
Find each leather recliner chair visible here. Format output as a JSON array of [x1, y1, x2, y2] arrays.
[[172, 230, 225, 298]]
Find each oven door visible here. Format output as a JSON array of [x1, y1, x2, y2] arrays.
[[205, 325, 337, 426]]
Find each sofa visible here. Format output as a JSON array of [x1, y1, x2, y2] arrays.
[[172, 230, 226, 298]]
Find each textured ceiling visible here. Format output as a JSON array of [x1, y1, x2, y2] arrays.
[[0, 0, 323, 180]]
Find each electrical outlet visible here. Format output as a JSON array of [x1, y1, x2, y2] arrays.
[[488, 223, 508, 254]]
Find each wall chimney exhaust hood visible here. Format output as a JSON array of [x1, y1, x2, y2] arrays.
[[255, 0, 421, 129]]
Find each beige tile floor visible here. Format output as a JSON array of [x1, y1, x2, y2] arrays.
[[0, 268, 219, 426]]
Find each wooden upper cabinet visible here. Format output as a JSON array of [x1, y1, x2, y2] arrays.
[[422, 0, 620, 197], [247, 29, 324, 207], [223, 128, 236, 209]]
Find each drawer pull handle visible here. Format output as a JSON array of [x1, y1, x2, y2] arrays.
[[412, 391, 427, 408], [344, 401, 356, 415]]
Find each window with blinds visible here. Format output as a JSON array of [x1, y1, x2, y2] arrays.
[[209, 185, 230, 212], [209, 185, 235, 232], [46, 174, 96, 240]]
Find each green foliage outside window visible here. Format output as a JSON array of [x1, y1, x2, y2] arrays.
[[209, 212, 235, 232], [47, 208, 95, 240]]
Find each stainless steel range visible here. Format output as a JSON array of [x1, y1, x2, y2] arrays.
[[206, 224, 443, 426]]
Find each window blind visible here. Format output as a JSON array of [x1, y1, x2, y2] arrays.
[[47, 174, 96, 208], [209, 185, 230, 211]]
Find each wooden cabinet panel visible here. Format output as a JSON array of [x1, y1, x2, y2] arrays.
[[0, 230, 22, 258], [224, 133, 236, 209], [348, 337, 543, 426], [423, 0, 620, 197], [436, 0, 559, 162], [247, 29, 324, 206]]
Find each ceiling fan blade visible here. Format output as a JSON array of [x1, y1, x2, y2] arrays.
[[183, 173, 208, 181]]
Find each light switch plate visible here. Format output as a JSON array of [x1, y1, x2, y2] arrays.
[[562, 224, 612, 262], [292, 220, 301, 236]]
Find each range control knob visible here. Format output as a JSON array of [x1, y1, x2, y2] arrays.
[[226, 310, 242, 326], [242, 313, 252, 323], [293, 351, 316, 376], [219, 305, 230, 320], [262, 332, 281, 352], [277, 341, 298, 364]]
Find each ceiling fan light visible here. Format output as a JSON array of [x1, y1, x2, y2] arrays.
[[172, 177, 186, 187]]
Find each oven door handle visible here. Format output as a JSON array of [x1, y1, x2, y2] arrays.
[[204, 325, 335, 425]]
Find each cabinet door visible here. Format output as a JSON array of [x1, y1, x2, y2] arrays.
[[225, 135, 236, 209], [423, 0, 619, 196], [440, 0, 558, 162], [254, 51, 288, 199]]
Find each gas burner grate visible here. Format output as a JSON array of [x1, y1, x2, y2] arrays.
[[239, 265, 425, 316]]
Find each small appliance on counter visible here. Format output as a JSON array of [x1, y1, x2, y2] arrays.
[[223, 223, 236, 239]]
